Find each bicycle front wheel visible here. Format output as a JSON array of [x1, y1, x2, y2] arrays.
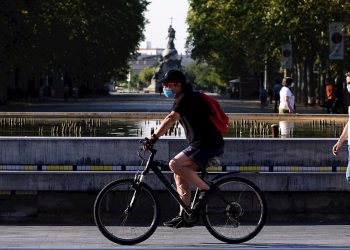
[[94, 179, 160, 245], [203, 176, 266, 244]]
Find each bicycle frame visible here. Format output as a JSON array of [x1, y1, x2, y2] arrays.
[[136, 148, 199, 215]]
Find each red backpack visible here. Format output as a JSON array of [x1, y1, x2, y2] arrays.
[[199, 92, 229, 133]]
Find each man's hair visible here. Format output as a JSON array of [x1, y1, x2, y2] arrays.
[[345, 72, 350, 77], [282, 77, 294, 86], [162, 69, 187, 86], [161, 69, 192, 92]]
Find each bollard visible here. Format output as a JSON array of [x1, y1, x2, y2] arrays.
[[271, 124, 279, 138]]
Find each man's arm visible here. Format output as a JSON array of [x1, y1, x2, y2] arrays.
[[333, 121, 349, 155], [153, 111, 180, 138], [142, 111, 180, 150]]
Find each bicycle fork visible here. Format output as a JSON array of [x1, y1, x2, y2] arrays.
[[125, 173, 145, 213]]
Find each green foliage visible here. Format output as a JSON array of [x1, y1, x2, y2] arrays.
[[187, 0, 270, 81], [184, 61, 224, 90], [187, 0, 350, 84], [130, 72, 139, 90], [139, 66, 157, 87], [0, 0, 149, 97]]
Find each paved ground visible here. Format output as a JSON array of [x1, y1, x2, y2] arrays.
[[0, 93, 328, 114], [0, 225, 349, 249]]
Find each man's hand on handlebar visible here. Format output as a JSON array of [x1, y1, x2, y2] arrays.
[[141, 134, 158, 151]]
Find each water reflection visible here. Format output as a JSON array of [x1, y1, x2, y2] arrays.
[[0, 117, 345, 138], [279, 120, 294, 138]]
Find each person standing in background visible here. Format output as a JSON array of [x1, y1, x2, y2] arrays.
[[333, 77, 346, 114], [278, 77, 295, 114], [325, 82, 335, 113], [273, 79, 282, 113]]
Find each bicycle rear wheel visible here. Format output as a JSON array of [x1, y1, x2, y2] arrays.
[[202, 176, 266, 244], [94, 179, 160, 245]]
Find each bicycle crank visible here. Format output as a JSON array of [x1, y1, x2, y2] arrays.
[[182, 210, 200, 224]]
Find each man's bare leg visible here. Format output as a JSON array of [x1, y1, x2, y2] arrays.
[[163, 152, 210, 227], [169, 152, 210, 213], [174, 173, 191, 211]]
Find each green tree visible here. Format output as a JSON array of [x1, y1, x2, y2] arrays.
[[187, 0, 350, 103], [262, 0, 350, 103], [187, 0, 271, 81], [184, 61, 223, 92], [139, 66, 157, 88], [129, 72, 139, 91], [0, 0, 148, 100]]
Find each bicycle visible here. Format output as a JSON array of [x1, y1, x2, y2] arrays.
[[93, 140, 267, 245]]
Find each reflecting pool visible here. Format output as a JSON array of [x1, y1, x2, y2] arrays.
[[0, 117, 346, 138]]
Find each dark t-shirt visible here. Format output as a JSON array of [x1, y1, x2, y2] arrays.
[[172, 91, 224, 148]]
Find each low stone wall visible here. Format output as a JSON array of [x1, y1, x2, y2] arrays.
[[0, 137, 349, 224], [0, 172, 349, 192], [0, 137, 344, 166]]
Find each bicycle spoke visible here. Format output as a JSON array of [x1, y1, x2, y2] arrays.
[[203, 177, 266, 244], [94, 179, 160, 245], [119, 211, 129, 226]]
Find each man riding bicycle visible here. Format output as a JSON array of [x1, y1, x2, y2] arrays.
[[143, 70, 224, 228]]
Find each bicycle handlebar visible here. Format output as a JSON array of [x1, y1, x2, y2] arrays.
[[138, 138, 157, 154]]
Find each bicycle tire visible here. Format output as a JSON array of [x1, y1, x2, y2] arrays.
[[202, 176, 267, 244], [94, 179, 160, 245]]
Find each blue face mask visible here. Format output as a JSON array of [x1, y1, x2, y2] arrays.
[[347, 85, 350, 94], [163, 88, 175, 98]]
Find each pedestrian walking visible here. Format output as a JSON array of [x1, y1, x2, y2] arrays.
[[332, 72, 350, 182], [273, 79, 282, 113], [278, 77, 295, 114]]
